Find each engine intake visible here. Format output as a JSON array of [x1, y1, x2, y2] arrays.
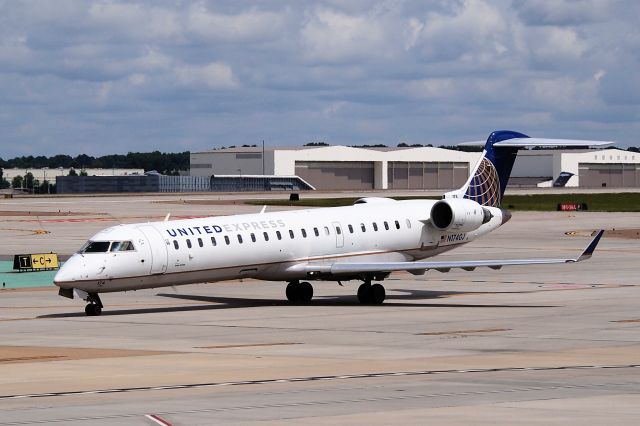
[[430, 199, 492, 232]]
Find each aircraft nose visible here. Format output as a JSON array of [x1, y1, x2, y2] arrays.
[[53, 255, 83, 287]]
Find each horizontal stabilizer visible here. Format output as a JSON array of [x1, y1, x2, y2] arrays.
[[458, 138, 614, 148]]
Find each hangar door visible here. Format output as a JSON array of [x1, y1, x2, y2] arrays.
[[295, 161, 374, 190], [388, 162, 469, 190], [578, 163, 640, 187]]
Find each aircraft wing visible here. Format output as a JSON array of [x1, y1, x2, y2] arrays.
[[296, 230, 604, 276]]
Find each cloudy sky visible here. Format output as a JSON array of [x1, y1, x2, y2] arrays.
[[1, 0, 638, 158]]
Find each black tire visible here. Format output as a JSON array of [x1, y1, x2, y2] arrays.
[[371, 283, 386, 305], [299, 281, 314, 303], [286, 282, 299, 302], [357, 283, 372, 304], [93, 305, 102, 316], [85, 304, 96, 316]]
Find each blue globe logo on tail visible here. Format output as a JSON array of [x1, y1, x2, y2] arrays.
[[464, 158, 501, 207]]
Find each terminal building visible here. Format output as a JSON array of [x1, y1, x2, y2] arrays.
[[190, 146, 640, 190], [3, 168, 144, 182]]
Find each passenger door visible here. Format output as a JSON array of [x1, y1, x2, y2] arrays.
[[138, 225, 168, 274]]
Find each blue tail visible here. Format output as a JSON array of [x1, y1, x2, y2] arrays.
[[458, 130, 529, 207]]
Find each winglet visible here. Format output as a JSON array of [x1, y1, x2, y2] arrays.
[[576, 230, 605, 262]]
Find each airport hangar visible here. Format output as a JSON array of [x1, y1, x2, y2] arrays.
[[190, 145, 640, 190]]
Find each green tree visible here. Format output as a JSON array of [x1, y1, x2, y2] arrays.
[[79, 169, 88, 176], [11, 175, 23, 189], [68, 168, 78, 176], [24, 172, 35, 190], [37, 180, 51, 194], [0, 168, 9, 189]]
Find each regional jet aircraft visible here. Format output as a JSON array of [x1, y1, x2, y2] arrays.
[[54, 131, 609, 315]]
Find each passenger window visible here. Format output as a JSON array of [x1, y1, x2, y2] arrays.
[[211, 236, 217, 246], [81, 241, 111, 253], [301, 229, 307, 238], [314, 227, 319, 237], [251, 233, 256, 242], [224, 236, 230, 245], [276, 231, 282, 240], [198, 238, 203, 247], [335, 226, 341, 235], [324, 226, 330, 235], [360, 223, 366, 232], [406, 219, 412, 228], [373, 222, 378, 231], [173, 240, 179, 250], [348, 224, 354, 233], [186, 239, 192, 249], [395, 220, 400, 229], [384, 221, 389, 230], [289, 229, 295, 239], [237, 234, 243, 243], [263, 231, 269, 241]]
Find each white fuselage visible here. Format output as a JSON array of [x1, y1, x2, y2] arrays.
[[53, 199, 505, 293]]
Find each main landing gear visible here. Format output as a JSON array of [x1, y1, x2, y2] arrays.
[[285, 280, 386, 305], [84, 292, 103, 316], [286, 281, 314, 303], [357, 281, 386, 305]]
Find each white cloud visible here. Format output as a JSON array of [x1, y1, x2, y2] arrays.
[[175, 62, 239, 90], [186, 4, 287, 42], [514, 0, 611, 25], [526, 26, 588, 64], [526, 77, 600, 111], [88, 2, 182, 40], [300, 8, 394, 62], [409, 0, 518, 65]]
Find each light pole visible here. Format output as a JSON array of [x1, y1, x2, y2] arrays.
[[43, 167, 50, 194]]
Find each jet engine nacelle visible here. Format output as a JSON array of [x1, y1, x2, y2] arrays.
[[430, 199, 492, 232]]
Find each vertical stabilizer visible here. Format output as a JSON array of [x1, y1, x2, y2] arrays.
[[446, 130, 527, 207]]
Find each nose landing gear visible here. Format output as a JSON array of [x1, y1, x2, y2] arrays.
[[84, 293, 103, 316]]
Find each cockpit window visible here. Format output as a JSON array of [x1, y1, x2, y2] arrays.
[[111, 241, 135, 252], [80, 240, 135, 253], [81, 241, 111, 253]]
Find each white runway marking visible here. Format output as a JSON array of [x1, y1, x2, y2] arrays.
[[145, 414, 172, 426]]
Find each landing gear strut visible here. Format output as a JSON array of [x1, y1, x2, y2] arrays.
[[357, 281, 385, 305], [84, 293, 103, 316], [286, 281, 314, 303]]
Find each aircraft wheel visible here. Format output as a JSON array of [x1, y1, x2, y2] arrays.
[[286, 281, 299, 302], [299, 281, 314, 303], [357, 283, 372, 304], [371, 283, 386, 305], [85, 304, 101, 316]]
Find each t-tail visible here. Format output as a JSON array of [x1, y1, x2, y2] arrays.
[[445, 130, 615, 208]]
